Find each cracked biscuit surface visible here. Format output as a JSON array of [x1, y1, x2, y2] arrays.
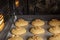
[[49, 26, 60, 35], [49, 34, 60, 40], [11, 27, 26, 36], [30, 26, 45, 35], [8, 36, 23, 40], [15, 18, 28, 27], [32, 19, 45, 27], [28, 35, 43, 40], [49, 19, 60, 27]]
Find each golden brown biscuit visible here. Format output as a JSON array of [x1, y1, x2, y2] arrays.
[[32, 19, 45, 27], [49, 26, 60, 35], [11, 27, 26, 36], [49, 19, 60, 27], [49, 34, 60, 40], [8, 36, 23, 40], [28, 35, 43, 40], [30, 26, 45, 35], [15, 18, 28, 27]]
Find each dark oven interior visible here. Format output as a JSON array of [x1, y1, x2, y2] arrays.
[[0, 0, 60, 40], [0, 0, 60, 15]]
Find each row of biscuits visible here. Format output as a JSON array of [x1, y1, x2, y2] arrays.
[[29, 19, 45, 40], [8, 18, 60, 40], [8, 19, 29, 40], [8, 19, 45, 40], [30, 19, 45, 35], [49, 19, 60, 40]]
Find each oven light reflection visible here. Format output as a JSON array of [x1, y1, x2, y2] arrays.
[[15, 0, 19, 7]]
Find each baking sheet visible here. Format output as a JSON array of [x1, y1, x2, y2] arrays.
[[5, 15, 60, 40], [0, 18, 12, 40]]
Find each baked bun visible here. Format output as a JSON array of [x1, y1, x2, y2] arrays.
[[49, 34, 60, 40], [28, 35, 43, 40], [49, 19, 60, 27], [11, 27, 26, 36], [15, 18, 28, 27], [32, 19, 45, 27], [49, 26, 60, 35], [8, 36, 23, 40], [30, 26, 45, 35]]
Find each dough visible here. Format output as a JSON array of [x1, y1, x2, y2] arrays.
[[49, 26, 60, 35], [8, 36, 23, 40], [15, 18, 28, 27], [11, 27, 26, 36], [49, 19, 60, 27], [28, 35, 43, 40], [49, 34, 60, 40], [32, 19, 45, 27], [30, 26, 45, 35]]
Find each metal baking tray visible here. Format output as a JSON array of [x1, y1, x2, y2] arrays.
[[5, 15, 60, 40], [0, 18, 13, 40]]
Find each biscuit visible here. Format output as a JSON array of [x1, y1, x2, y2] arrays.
[[28, 35, 43, 40], [49, 26, 60, 35], [49, 19, 60, 27], [11, 27, 26, 36], [8, 36, 23, 40], [15, 18, 28, 27], [32, 19, 45, 27], [30, 26, 45, 35], [49, 34, 60, 40]]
